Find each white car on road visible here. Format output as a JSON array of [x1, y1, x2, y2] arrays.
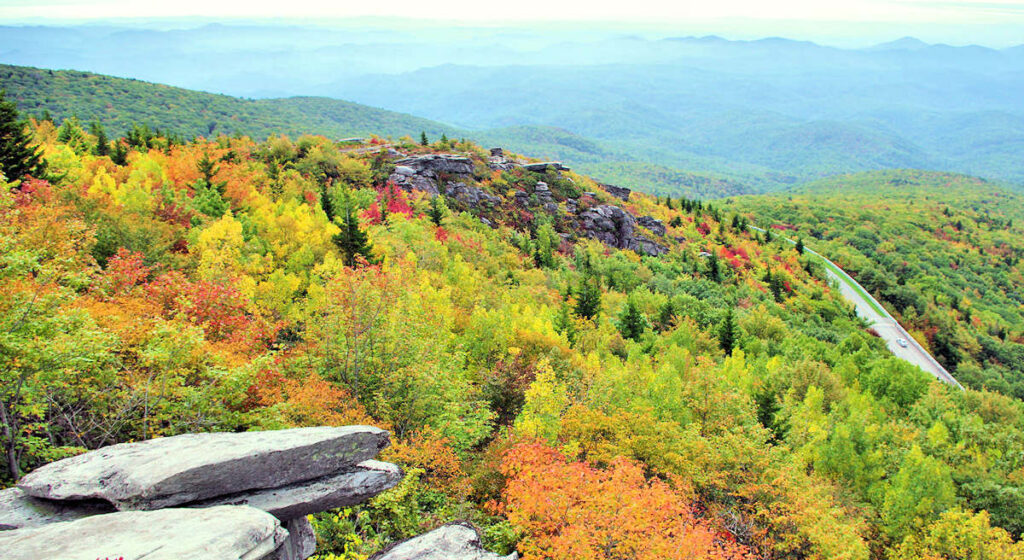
[[896, 338, 909, 348]]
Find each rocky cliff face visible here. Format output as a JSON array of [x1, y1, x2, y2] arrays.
[[0, 426, 514, 560], [578, 205, 668, 256]]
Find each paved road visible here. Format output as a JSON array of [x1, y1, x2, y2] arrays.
[[749, 226, 963, 388]]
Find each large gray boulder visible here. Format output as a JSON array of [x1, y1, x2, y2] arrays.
[[200, 460, 402, 520], [578, 205, 667, 256], [18, 426, 389, 510], [373, 522, 517, 560], [0, 487, 113, 530], [578, 204, 636, 248], [0, 505, 286, 560]]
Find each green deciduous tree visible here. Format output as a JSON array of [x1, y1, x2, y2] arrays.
[[879, 444, 957, 541]]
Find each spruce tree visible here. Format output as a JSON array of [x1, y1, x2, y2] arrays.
[[90, 121, 109, 156], [420, 131, 429, 146], [574, 276, 602, 321], [331, 191, 375, 267], [427, 195, 447, 227], [795, 237, 805, 254], [718, 308, 737, 354], [0, 90, 46, 182], [110, 140, 129, 166], [616, 299, 649, 341], [707, 252, 722, 282]]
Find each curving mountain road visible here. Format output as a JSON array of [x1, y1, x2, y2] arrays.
[[749, 226, 963, 389]]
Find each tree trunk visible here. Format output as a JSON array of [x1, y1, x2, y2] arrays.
[[0, 399, 22, 481]]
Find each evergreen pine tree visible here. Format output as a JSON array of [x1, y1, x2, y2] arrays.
[[427, 195, 447, 227], [765, 228, 774, 243], [439, 133, 449, 146], [616, 299, 650, 341], [553, 300, 577, 343], [0, 90, 46, 183], [574, 276, 602, 321], [90, 121, 109, 156], [420, 131, 428, 146], [110, 140, 129, 166], [718, 308, 737, 354], [769, 273, 785, 302], [795, 237, 805, 254], [320, 185, 337, 223], [707, 252, 722, 282], [379, 188, 391, 226], [332, 191, 375, 267]]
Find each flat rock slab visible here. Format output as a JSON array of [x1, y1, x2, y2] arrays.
[[0, 487, 114, 531], [0, 505, 287, 560], [19, 425, 389, 510], [199, 459, 402, 520], [373, 522, 518, 560]]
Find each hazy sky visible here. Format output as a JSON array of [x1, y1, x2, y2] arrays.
[[0, 0, 1021, 46], [1, 0, 1022, 23]]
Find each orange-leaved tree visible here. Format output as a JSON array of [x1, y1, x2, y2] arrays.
[[499, 442, 752, 560]]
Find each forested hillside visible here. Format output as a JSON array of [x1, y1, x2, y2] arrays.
[[0, 63, 763, 198], [0, 64, 455, 141], [731, 171, 1024, 399], [2, 102, 1024, 559]]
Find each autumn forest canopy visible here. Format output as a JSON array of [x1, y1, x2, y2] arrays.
[[1, 66, 1024, 560]]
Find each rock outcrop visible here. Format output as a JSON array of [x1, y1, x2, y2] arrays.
[[18, 425, 390, 510], [0, 505, 287, 560], [487, 148, 518, 171], [1, 425, 512, 560], [637, 216, 666, 237], [390, 154, 475, 194], [198, 460, 403, 520], [373, 522, 518, 560], [445, 182, 501, 209], [395, 154, 475, 176], [599, 183, 631, 201], [2, 426, 398, 560], [578, 205, 667, 256]]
